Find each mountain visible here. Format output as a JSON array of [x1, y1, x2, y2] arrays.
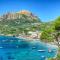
[[0, 10, 40, 23], [0, 10, 41, 35]]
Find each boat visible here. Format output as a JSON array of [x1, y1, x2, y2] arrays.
[[37, 50, 45, 52], [41, 56, 45, 58], [41, 56, 46, 60]]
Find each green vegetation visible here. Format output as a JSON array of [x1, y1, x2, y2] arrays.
[[54, 17, 60, 43], [40, 17, 60, 43], [0, 13, 60, 43], [0, 14, 41, 35], [40, 17, 60, 60], [40, 27, 55, 42]]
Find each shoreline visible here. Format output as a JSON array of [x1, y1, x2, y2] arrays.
[[0, 34, 58, 48], [0, 35, 58, 59], [17, 35, 58, 59], [0, 34, 58, 47]]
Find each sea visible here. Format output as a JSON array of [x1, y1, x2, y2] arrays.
[[0, 35, 58, 60]]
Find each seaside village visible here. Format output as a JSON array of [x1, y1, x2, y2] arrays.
[[5, 31, 42, 40], [18, 31, 41, 40]]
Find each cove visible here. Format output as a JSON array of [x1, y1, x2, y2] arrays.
[[0, 36, 58, 60]]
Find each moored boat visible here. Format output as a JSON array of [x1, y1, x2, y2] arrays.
[[37, 50, 45, 52]]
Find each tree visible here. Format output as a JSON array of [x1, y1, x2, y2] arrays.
[[40, 17, 60, 43], [40, 26, 55, 42], [54, 17, 60, 45], [48, 58, 54, 60]]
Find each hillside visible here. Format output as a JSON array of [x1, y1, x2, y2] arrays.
[[0, 10, 41, 35]]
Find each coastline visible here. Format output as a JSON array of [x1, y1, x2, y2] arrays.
[[17, 35, 58, 48], [0, 34, 58, 59], [17, 35, 58, 59], [1, 34, 58, 48], [0, 34, 58, 48], [46, 42, 58, 48]]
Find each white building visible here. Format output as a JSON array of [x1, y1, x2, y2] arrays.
[[28, 31, 41, 39]]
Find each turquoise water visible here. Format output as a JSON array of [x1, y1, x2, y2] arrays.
[[0, 36, 57, 60]]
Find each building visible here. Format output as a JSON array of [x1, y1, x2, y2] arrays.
[[28, 31, 41, 39]]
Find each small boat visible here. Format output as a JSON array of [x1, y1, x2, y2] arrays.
[[41, 56, 46, 60], [41, 56, 45, 58], [37, 50, 45, 52]]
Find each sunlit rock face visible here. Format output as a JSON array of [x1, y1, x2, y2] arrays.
[[19, 10, 31, 15], [0, 10, 39, 20]]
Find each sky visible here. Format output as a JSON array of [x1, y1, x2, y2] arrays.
[[0, 0, 60, 22]]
